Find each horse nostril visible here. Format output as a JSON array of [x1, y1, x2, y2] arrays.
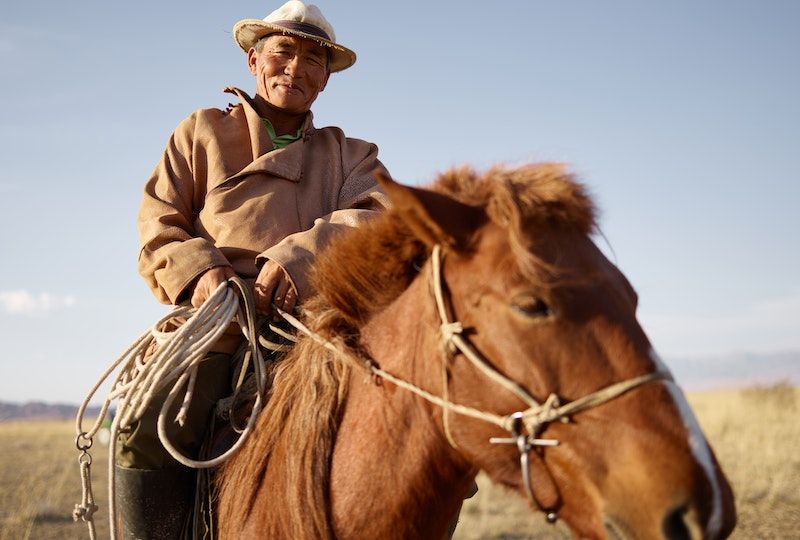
[[662, 505, 691, 540]]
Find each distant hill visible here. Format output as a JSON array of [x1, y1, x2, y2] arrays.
[[0, 401, 105, 422]]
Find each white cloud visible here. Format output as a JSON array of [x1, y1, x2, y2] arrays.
[[0, 290, 77, 316], [641, 291, 800, 358]]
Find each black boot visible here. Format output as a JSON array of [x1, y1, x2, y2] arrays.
[[114, 465, 195, 539]]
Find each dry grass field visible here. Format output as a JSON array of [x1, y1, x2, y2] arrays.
[[455, 383, 800, 539], [0, 420, 110, 540], [0, 383, 797, 539]]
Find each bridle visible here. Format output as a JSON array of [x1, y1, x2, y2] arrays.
[[280, 244, 668, 524], [426, 244, 667, 522]]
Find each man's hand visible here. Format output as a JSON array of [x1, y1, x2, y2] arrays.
[[191, 265, 236, 308], [254, 260, 297, 319]]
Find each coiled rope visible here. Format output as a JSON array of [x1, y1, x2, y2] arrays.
[[74, 276, 265, 540]]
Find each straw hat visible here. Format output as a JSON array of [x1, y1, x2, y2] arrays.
[[233, 1, 356, 72]]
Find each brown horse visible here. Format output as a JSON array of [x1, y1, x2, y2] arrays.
[[215, 164, 736, 539]]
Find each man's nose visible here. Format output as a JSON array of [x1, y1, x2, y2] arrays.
[[283, 55, 301, 76]]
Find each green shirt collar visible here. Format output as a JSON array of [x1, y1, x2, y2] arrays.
[[262, 117, 304, 150]]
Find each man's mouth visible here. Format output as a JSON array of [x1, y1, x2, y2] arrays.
[[277, 81, 303, 94]]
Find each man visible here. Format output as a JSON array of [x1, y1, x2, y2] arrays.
[[117, 1, 389, 537]]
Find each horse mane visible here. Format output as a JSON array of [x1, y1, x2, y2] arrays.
[[215, 163, 596, 538]]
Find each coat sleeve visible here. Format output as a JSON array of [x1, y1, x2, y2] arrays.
[[257, 141, 390, 301], [137, 114, 231, 304]]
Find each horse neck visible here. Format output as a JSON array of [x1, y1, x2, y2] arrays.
[[328, 276, 477, 539]]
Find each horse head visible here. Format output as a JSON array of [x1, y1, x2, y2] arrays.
[[363, 164, 736, 539], [216, 164, 736, 540]]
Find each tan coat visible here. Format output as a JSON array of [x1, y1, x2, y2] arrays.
[[138, 87, 389, 309]]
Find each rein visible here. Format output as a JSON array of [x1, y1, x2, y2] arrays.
[[279, 244, 667, 523]]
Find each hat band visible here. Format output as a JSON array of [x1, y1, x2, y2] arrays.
[[271, 20, 331, 41]]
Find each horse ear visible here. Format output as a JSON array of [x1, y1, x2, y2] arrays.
[[376, 172, 485, 249]]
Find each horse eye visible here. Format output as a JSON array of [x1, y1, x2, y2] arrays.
[[511, 294, 552, 318], [411, 255, 426, 272]]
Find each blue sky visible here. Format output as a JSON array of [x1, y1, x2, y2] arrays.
[[1, 1, 798, 403]]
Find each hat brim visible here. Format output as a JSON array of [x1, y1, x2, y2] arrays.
[[233, 19, 356, 73]]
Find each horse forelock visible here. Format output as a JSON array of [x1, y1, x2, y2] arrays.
[[436, 163, 598, 288], [436, 163, 596, 234], [311, 163, 597, 332]]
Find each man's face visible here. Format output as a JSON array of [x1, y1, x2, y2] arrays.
[[248, 34, 330, 115]]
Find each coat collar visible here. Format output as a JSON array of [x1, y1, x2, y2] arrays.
[[223, 86, 315, 183]]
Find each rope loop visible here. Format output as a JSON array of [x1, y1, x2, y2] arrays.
[[73, 453, 99, 539]]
